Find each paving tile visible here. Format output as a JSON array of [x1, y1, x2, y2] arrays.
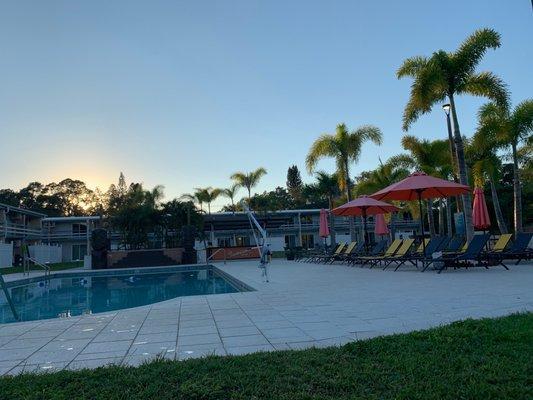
[[92, 331, 138, 342], [222, 334, 270, 347], [178, 325, 218, 336], [177, 333, 221, 346], [128, 341, 176, 357], [218, 326, 261, 337], [261, 327, 307, 339], [134, 332, 177, 344], [74, 350, 129, 360], [82, 340, 132, 354]]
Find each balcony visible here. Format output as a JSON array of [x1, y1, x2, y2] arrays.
[[0, 222, 42, 239]]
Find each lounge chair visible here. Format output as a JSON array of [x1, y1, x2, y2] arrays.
[[314, 242, 348, 263], [308, 242, 345, 263], [381, 239, 416, 270], [355, 239, 403, 268], [393, 237, 447, 271], [434, 234, 490, 273], [442, 236, 465, 254], [328, 241, 359, 264], [488, 232, 533, 268], [338, 241, 365, 264], [348, 240, 387, 266]]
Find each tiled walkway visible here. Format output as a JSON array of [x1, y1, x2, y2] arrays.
[[1, 260, 532, 375]]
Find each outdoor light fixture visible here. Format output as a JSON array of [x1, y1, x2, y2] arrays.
[[442, 103, 451, 115]]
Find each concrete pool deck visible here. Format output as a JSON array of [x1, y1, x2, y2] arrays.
[[1, 259, 532, 375]]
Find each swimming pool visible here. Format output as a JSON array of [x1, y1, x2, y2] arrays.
[[0, 266, 252, 324]]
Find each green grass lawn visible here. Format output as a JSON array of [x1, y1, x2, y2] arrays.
[[1, 313, 531, 400], [0, 261, 83, 275]]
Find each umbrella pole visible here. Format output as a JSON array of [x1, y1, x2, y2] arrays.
[[417, 191, 427, 257], [363, 210, 368, 253]]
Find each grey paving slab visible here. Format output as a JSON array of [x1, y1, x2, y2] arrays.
[[82, 340, 132, 354], [177, 333, 221, 346]]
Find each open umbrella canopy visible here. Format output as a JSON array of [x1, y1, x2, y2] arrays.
[[332, 195, 399, 217], [370, 171, 470, 201], [374, 213, 389, 236], [319, 208, 330, 238], [472, 187, 491, 230]]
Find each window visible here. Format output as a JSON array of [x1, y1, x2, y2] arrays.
[[72, 244, 87, 261], [285, 235, 296, 248], [72, 223, 87, 235], [235, 236, 249, 247], [300, 215, 313, 224], [301, 234, 314, 249], [217, 238, 232, 247]]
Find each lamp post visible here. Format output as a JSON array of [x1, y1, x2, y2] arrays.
[[442, 103, 455, 175]]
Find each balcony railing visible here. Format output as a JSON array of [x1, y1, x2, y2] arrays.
[[0, 222, 42, 238]]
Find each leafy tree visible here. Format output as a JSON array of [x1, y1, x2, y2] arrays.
[[111, 183, 164, 249], [476, 100, 533, 233], [306, 123, 382, 240], [0, 189, 20, 207], [286, 165, 303, 204], [230, 168, 267, 205], [247, 187, 294, 212], [397, 28, 509, 241]]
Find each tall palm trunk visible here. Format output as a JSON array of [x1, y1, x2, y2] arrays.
[[488, 178, 508, 234], [511, 142, 522, 233], [247, 187, 252, 206], [427, 199, 436, 237], [344, 161, 356, 241], [449, 94, 474, 241], [328, 196, 336, 246], [446, 198, 453, 236]]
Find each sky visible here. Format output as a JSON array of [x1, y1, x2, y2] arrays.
[[0, 1, 532, 210]]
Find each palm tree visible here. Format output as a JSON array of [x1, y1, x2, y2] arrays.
[[476, 100, 533, 233], [195, 187, 221, 214], [397, 28, 509, 241], [230, 168, 267, 205], [306, 123, 383, 240], [390, 136, 452, 237], [180, 188, 207, 212], [221, 184, 240, 213]]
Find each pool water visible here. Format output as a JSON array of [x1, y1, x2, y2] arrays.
[[0, 268, 245, 324]]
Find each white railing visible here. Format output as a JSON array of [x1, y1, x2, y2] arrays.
[[0, 222, 41, 237]]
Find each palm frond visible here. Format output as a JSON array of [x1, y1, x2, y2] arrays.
[[305, 134, 337, 173], [460, 71, 509, 108], [401, 60, 447, 130], [511, 99, 533, 139], [397, 56, 428, 78], [454, 28, 501, 80]]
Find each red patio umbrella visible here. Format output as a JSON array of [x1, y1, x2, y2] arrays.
[[370, 171, 470, 254], [319, 209, 330, 250], [374, 213, 389, 236], [332, 196, 399, 250], [472, 187, 491, 231]]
